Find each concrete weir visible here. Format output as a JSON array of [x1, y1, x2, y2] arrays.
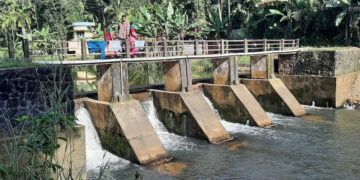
[[202, 84, 272, 127], [83, 98, 168, 164], [242, 78, 306, 116], [151, 90, 232, 144]]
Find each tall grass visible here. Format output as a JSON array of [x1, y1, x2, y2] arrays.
[[0, 64, 88, 179]]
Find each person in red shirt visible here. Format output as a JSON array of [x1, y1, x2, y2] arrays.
[[129, 22, 139, 58]]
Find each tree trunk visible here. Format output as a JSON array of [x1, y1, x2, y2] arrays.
[[22, 27, 30, 60], [7, 30, 15, 59]]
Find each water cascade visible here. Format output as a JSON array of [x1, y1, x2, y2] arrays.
[[141, 99, 195, 151], [75, 107, 127, 170]]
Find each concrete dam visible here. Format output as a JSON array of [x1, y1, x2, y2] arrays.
[[33, 45, 360, 177], [70, 52, 314, 166]]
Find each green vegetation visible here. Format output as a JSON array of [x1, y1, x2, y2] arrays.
[[238, 56, 250, 63], [192, 59, 213, 79], [128, 63, 164, 86], [1, 0, 360, 59], [0, 59, 37, 69], [0, 113, 76, 179]]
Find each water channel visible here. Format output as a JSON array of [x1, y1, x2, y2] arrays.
[[76, 96, 360, 179]]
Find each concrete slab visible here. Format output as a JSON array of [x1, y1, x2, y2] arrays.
[[84, 98, 168, 164], [251, 55, 268, 79], [242, 78, 306, 116], [152, 90, 232, 144], [202, 84, 272, 127], [164, 61, 182, 91], [269, 79, 306, 116]]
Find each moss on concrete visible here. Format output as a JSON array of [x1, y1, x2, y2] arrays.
[[99, 131, 138, 163], [256, 93, 293, 116], [202, 90, 254, 126], [153, 96, 208, 141]]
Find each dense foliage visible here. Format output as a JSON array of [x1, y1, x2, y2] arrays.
[[1, 0, 360, 49]]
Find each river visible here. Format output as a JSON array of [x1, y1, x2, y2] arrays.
[[76, 97, 360, 179]]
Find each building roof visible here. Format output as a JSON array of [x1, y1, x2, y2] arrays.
[[72, 22, 95, 27]]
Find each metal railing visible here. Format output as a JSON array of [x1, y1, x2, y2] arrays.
[[27, 38, 300, 61]]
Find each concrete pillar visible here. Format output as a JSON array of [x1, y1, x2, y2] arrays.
[[202, 84, 272, 127], [212, 57, 238, 85], [152, 90, 232, 144], [163, 59, 192, 92], [242, 78, 306, 116], [250, 55, 274, 79], [97, 63, 129, 102]]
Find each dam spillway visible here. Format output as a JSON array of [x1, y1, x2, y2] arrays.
[[52, 47, 359, 178]]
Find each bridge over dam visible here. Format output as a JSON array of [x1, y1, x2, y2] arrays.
[[36, 40, 360, 169], [32, 39, 313, 165]]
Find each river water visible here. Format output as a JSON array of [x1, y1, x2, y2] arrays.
[[76, 97, 360, 179]]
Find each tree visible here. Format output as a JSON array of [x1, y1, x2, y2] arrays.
[[0, 0, 33, 58]]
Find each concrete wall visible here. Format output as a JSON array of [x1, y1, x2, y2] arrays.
[[334, 50, 360, 75], [278, 75, 336, 107], [250, 55, 268, 79], [278, 49, 360, 108], [53, 125, 86, 179], [278, 51, 336, 76], [349, 73, 360, 105], [0, 66, 74, 135], [336, 73, 358, 107]]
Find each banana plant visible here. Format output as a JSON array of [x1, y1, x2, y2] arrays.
[[170, 9, 207, 39], [204, 11, 229, 39], [135, 6, 159, 38]]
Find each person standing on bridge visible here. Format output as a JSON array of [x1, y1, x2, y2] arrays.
[[129, 22, 139, 58], [117, 15, 130, 41]]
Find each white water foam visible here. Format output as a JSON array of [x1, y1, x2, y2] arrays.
[[201, 93, 275, 137], [75, 107, 130, 170], [343, 103, 356, 110], [301, 101, 335, 110], [141, 99, 195, 151]]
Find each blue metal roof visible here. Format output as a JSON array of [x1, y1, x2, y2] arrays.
[[72, 22, 95, 26]]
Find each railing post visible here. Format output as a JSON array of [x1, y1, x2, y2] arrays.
[[221, 39, 225, 54], [163, 38, 168, 57], [125, 39, 131, 58], [226, 40, 229, 53], [281, 39, 285, 51], [81, 39, 87, 60], [204, 41, 207, 55], [179, 59, 187, 92], [185, 58, 192, 91], [23, 39, 30, 60], [195, 40, 199, 55], [244, 39, 248, 53], [176, 41, 181, 56], [263, 38, 267, 51], [296, 38, 300, 48], [145, 41, 149, 57]]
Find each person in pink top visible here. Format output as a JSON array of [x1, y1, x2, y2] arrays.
[[129, 22, 139, 58]]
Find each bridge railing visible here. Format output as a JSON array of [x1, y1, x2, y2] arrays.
[[27, 39, 299, 61]]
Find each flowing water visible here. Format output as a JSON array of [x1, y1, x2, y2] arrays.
[[76, 98, 360, 179]]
